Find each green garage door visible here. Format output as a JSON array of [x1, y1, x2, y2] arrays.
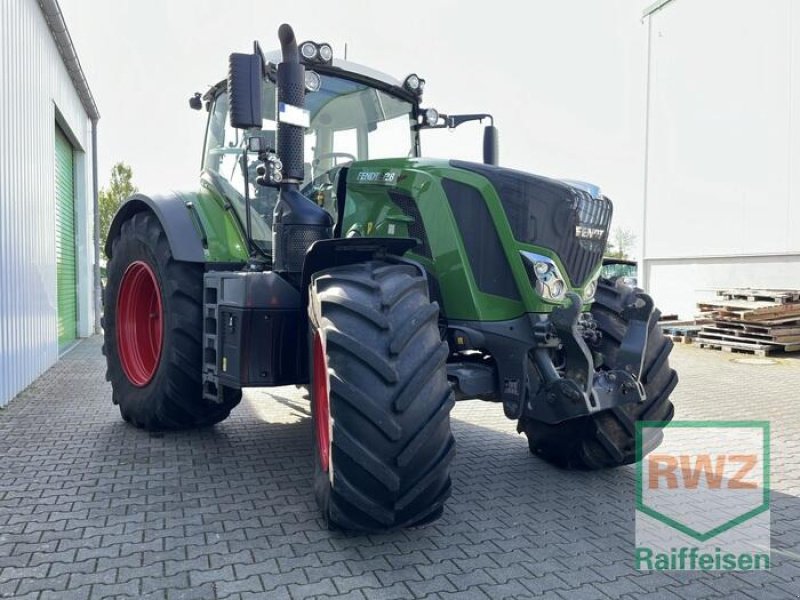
[[55, 126, 77, 349]]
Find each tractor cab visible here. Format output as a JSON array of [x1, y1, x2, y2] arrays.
[[196, 45, 495, 257], [202, 55, 416, 227]]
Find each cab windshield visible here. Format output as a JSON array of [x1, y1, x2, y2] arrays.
[[203, 73, 416, 254]]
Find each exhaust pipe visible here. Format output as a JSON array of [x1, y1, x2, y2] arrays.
[[276, 24, 304, 184], [272, 24, 333, 275]]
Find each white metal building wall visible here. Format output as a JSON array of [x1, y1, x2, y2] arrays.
[[0, 0, 96, 406], [641, 0, 800, 318]]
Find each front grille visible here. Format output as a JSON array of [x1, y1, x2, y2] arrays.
[[566, 191, 612, 285], [451, 161, 612, 287]]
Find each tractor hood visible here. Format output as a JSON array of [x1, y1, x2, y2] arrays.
[[448, 160, 612, 289], [342, 157, 613, 322]]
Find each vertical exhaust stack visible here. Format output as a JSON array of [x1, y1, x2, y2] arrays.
[[276, 24, 304, 184], [272, 24, 333, 275]]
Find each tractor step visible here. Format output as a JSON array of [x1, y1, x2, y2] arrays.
[[202, 275, 223, 403]]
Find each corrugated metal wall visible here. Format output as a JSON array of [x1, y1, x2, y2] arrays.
[[0, 0, 95, 407]]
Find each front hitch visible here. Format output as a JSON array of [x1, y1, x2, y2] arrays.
[[526, 292, 652, 425]]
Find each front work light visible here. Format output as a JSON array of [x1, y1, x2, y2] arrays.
[[520, 252, 568, 302], [299, 41, 334, 64], [424, 108, 439, 126], [304, 70, 321, 92], [404, 74, 425, 95], [318, 43, 333, 62], [300, 41, 318, 60]]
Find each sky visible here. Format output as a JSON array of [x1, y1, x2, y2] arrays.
[[59, 0, 651, 235]]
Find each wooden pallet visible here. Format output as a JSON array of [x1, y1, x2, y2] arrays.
[[714, 288, 800, 304], [697, 335, 800, 356], [696, 338, 777, 357], [695, 288, 800, 355], [697, 301, 800, 322], [703, 320, 800, 335], [699, 325, 800, 345]]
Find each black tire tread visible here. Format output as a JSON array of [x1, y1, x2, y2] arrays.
[[310, 261, 454, 531]]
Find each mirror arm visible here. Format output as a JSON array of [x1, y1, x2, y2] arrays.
[[446, 113, 494, 128]]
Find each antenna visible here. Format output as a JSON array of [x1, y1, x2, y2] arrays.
[[344, 42, 348, 60]]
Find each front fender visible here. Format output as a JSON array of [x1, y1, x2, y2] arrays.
[[300, 237, 420, 307], [105, 192, 206, 262]]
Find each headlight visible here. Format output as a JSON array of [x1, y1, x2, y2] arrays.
[[520, 252, 567, 301], [405, 74, 420, 91], [583, 277, 598, 302]]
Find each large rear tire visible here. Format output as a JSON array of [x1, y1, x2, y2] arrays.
[[520, 279, 678, 469], [103, 212, 241, 430], [309, 261, 455, 532]]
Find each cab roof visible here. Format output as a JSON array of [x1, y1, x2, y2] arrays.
[[262, 50, 404, 89]]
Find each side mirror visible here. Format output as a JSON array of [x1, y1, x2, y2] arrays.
[[188, 92, 202, 111], [483, 125, 499, 166], [228, 52, 263, 129]]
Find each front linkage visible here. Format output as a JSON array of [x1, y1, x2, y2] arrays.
[[527, 291, 652, 424], [447, 287, 656, 425]]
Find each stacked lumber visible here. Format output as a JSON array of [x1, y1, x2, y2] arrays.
[[695, 289, 800, 356]]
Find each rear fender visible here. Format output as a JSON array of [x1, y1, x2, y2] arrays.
[[105, 193, 206, 262]]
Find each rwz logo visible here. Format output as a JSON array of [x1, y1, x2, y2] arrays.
[[648, 454, 758, 490], [635, 421, 770, 571]]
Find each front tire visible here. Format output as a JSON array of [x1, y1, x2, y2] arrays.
[[103, 211, 241, 430], [309, 261, 455, 532], [520, 279, 678, 469]]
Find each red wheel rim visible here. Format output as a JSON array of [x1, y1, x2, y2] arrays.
[[116, 261, 163, 387], [313, 332, 331, 472]]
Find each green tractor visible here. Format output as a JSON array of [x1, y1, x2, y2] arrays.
[[103, 24, 677, 532]]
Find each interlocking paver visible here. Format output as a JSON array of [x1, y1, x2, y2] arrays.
[[0, 337, 798, 600], [214, 573, 265, 597]]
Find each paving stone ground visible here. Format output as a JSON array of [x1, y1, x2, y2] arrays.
[[1, 337, 799, 599]]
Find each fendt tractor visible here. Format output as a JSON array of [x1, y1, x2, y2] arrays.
[[104, 24, 678, 532]]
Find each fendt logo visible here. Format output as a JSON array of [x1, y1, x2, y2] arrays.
[[574, 225, 605, 240], [635, 421, 770, 571]]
